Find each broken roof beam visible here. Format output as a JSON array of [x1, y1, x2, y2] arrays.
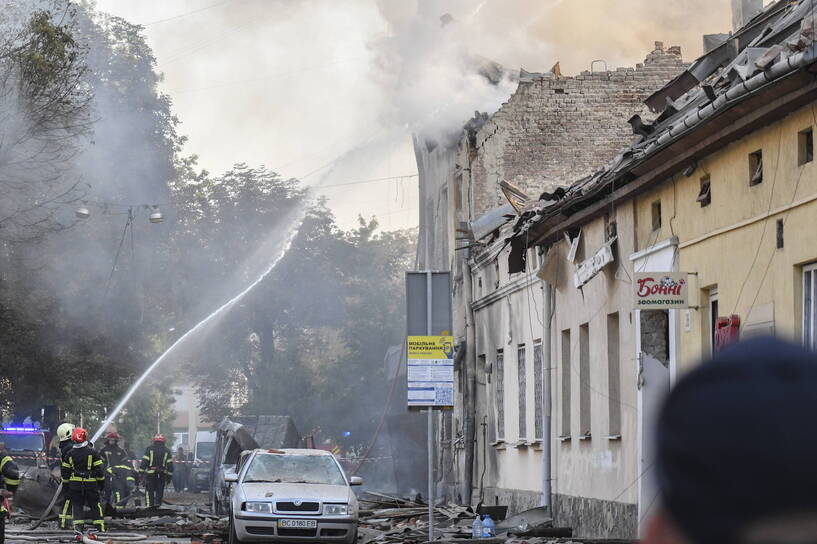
[[529, 69, 817, 248]]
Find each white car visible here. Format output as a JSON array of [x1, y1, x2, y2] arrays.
[[227, 449, 362, 544]]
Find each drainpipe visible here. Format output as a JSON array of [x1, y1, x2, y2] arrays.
[[541, 282, 553, 512], [463, 256, 477, 505]]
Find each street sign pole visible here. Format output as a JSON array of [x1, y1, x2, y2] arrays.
[[425, 271, 434, 542]]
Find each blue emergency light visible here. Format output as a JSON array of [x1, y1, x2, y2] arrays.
[[2, 424, 40, 433]]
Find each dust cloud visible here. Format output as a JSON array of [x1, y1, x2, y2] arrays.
[[95, 0, 734, 230]]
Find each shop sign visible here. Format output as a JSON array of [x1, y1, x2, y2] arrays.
[[634, 273, 689, 309]]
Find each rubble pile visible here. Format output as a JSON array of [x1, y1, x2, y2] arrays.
[[358, 492, 477, 544], [105, 504, 227, 538]]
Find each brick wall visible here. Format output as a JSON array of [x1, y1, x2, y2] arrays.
[[470, 42, 687, 218]]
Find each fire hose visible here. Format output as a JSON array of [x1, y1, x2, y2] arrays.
[[6, 531, 148, 542]]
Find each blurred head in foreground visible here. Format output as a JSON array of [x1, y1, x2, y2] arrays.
[[644, 337, 817, 544]]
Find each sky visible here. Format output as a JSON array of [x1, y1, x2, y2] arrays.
[[93, 0, 733, 231]]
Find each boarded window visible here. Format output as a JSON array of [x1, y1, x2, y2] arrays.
[[697, 176, 711, 207], [517, 345, 527, 439], [799, 128, 814, 166], [496, 350, 505, 440], [560, 330, 571, 437], [651, 201, 662, 231], [749, 150, 763, 186], [607, 313, 621, 437], [534, 343, 544, 440], [579, 323, 591, 438]]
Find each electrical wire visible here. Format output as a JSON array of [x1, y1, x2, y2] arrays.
[[103, 211, 134, 300], [741, 102, 817, 324], [139, 1, 230, 26], [350, 343, 405, 475], [170, 58, 367, 94], [732, 122, 785, 314]]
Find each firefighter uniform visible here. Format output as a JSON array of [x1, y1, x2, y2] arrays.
[[57, 438, 74, 529], [1, 450, 20, 544], [61, 441, 106, 532], [140, 441, 173, 508], [100, 443, 134, 509]]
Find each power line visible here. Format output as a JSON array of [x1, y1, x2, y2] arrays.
[[316, 174, 418, 189], [139, 1, 231, 27], [169, 58, 366, 94]]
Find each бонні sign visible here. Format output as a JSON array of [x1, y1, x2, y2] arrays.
[[634, 273, 688, 309]]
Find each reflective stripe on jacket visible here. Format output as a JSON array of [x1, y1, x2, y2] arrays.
[[61, 445, 105, 484], [140, 445, 173, 475]]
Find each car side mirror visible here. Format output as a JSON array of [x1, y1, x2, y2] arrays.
[[349, 476, 363, 486], [224, 472, 238, 483]]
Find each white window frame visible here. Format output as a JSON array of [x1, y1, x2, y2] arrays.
[[495, 349, 505, 441], [517, 344, 527, 441], [804, 264, 817, 349], [709, 288, 719, 356], [533, 342, 544, 441]]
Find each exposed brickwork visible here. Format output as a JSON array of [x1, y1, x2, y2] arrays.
[[471, 42, 687, 218]]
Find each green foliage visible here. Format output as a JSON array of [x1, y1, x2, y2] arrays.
[[0, 1, 416, 456]]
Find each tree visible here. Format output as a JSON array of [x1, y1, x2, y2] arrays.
[[179, 166, 416, 442], [0, 1, 92, 242], [0, 2, 182, 449]]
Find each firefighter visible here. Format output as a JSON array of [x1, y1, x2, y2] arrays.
[[140, 434, 173, 508], [61, 428, 106, 533], [55, 422, 75, 529], [100, 432, 134, 511], [1, 442, 20, 544]]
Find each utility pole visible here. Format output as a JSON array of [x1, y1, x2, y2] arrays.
[[426, 270, 435, 542]]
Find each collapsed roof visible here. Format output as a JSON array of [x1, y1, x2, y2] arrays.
[[505, 0, 817, 253]]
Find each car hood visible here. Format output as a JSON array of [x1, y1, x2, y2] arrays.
[[240, 482, 351, 503]]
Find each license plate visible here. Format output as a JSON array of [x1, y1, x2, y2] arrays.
[[278, 519, 318, 529]]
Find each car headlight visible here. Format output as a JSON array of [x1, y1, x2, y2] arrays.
[[244, 502, 273, 513], [324, 503, 349, 515]]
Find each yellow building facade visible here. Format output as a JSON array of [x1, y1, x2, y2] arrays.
[[634, 102, 817, 371]]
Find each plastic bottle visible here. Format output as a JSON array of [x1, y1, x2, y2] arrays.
[[471, 514, 483, 539], [482, 514, 496, 538]]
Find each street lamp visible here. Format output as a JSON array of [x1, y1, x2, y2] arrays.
[[75, 203, 90, 219], [149, 205, 164, 224]]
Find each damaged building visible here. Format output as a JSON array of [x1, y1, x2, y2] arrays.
[[415, 41, 687, 538], [413, 0, 817, 539], [448, 0, 815, 539]]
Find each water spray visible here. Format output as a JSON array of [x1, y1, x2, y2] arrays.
[[30, 203, 309, 529]]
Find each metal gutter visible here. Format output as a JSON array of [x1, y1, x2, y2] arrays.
[[527, 44, 817, 247]]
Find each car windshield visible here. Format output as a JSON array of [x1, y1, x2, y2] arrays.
[[1, 432, 44, 452], [243, 453, 346, 486]]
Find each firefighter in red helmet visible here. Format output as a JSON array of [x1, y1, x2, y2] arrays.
[[61, 428, 105, 533], [139, 434, 173, 508], [100, 432, 134, 512]]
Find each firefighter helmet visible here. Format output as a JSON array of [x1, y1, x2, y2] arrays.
[[71, 427, 88, 443], [57, 423, 75, 442], [105, 431, 121, 440], [152, 433, 166, 443]]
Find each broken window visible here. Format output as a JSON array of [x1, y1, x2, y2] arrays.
[[799, 128, 814, 166], [749, 150, 763, 186], [533, 343, 544, 441], [517, 345, 527, 440], [651, 201, 662, 231], [697, 176, 712, 207], [560, 330, 571, 438], [777, 219, 784, 249], [495, 349, 505, 440]]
